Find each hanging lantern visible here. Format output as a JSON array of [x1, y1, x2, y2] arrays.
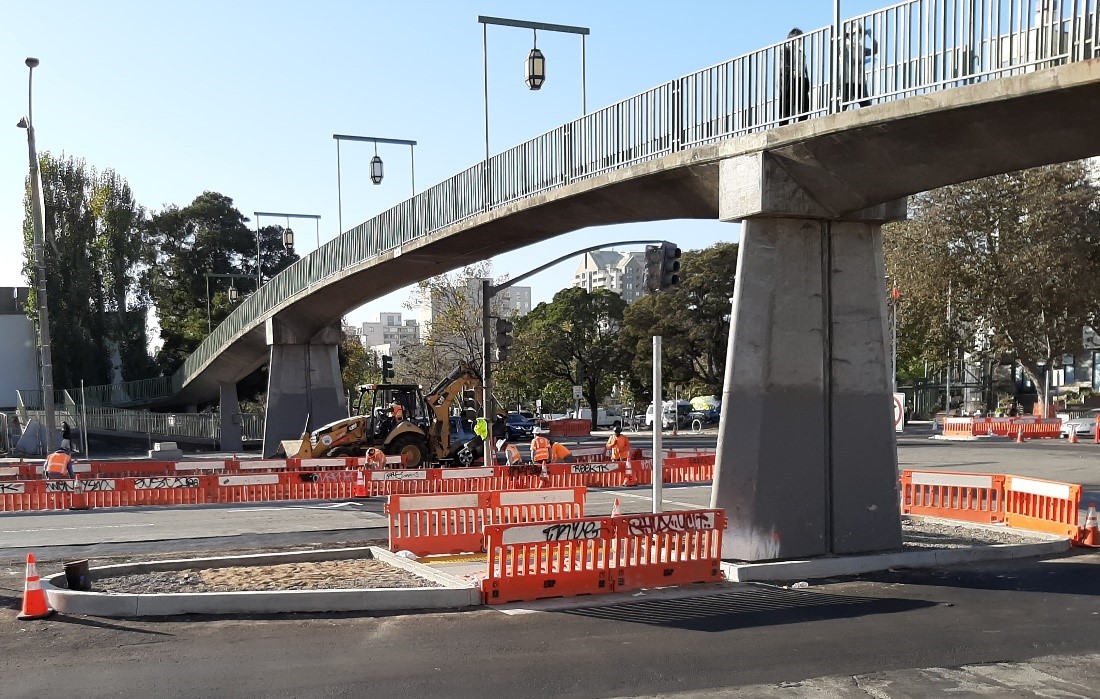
[[525, 47, 546, 90], [228, 285, 239, 303], [370, 142, 384, 185], [283, 227, 294, 249]]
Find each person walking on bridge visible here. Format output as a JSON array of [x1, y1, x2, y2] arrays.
[[778, 28, 810, 124]]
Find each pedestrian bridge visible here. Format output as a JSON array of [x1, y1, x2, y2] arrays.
[[85, 1, 1099, 410], [54, 0, 1100, 561]]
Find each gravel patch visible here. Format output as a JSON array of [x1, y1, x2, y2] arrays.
[[901, 516, 1047, 548], [91, 559, 439, 594]]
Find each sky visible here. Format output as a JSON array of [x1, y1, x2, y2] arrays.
[[1, 0, 884, 327]]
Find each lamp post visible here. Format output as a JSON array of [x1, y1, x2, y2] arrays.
[[1037, 357, 1049, 419], [477, 16, 590, 163], [332, 134, 417, 235], [17, 56, 56, 452], [205, 272, 258, 334], [252, 212, 309, 285]]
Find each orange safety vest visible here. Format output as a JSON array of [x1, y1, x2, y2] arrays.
[[365, 448, 386, 469], [505, 444, 523, 465], [391, 403, 405, 421], [46, 451, 72, 476], [550, 442, 572, 463], [530, 435, 551, 463], [606, 434, 631, 461]]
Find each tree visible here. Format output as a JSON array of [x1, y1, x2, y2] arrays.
[[498, 287, 629, 428], [340, 335, 381, 395], [619, 242, 738, 400], [145, 192, 298, 374], [402, 262, 497, 386], [22, 153, 154, 389], [883, 161, 1100, 395]]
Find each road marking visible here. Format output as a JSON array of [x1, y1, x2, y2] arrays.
[[0, 523, 157, 534], [612, 491, 699, 509]]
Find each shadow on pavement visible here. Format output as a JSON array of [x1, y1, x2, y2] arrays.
[[42, 615, 176, 636], [854, 551, 1100, 596], [560, 584, 935, 632]]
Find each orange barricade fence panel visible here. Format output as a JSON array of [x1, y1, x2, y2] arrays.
[[899, 470, 1005, 524], [942, 418, 976, 438], [386, 488, 588, 556], [570, 447, 608, 464], [483, 517, 616, 605], [1004, 475, 1081, 538], [611, 509, 726, 593]]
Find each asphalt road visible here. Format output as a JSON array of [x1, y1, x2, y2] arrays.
[[3, 432, 1100, 697]]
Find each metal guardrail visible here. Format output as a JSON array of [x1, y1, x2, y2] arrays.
[[19, 407, 264, 442], [70, 0, 1100, 406]]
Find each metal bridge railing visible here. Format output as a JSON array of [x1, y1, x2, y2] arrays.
[[74, 0, 1098, 407], [18, 406, 265, 443]]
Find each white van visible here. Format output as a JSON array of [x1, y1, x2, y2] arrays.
[[571, 407, 622, 429], [645, 400, 692, 429]]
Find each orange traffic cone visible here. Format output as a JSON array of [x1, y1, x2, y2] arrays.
[[69, 474, 90, 511], [1016, 427, 1025, 443], [538, 463, 549, 489], [1077, 503, 1099, 547], [1069, 426, 1079, 444], [353, 468, 367, 498], [611, 498, 622, 517], [17, 552, 54, 620]]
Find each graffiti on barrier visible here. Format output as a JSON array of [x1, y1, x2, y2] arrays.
[[508, 464, 543, 478], [377, 470, 426, 481], [625, 511, 716, 536], [317, 471, 357, 483], [541, 520, 604, 542], [0, 482, 26, 494], [569, 463, 616, 474], [134, 477, 200, 490], [45, 479, 116, 492]]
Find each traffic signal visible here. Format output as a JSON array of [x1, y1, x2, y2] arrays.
[[660, 242, 681, 289], [495, 318, 514, 362], [644, 245, 663, 293], [381, 354, 394, 381], [644, 242, 681, 292]]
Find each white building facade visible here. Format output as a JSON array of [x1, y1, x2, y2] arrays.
[[572, 250, 647, 304]]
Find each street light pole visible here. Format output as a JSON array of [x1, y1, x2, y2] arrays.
[[18, 57, 56, 452], [253, 211, 312, 283]]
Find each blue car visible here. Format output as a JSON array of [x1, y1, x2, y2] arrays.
[[505, 412, 535, 441]]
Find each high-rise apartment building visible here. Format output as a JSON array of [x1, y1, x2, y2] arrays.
[[572, 250, 647, 303]]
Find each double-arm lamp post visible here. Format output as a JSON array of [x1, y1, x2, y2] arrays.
[[332, 134, 417, 236], [16, 56, 57, 451]]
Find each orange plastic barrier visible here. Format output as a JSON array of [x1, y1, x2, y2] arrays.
[[942, 418, 979, 438], [386, 488, 587, 556], [1003, 475, 1082, 538], [899, 470, 1005, 524], [482, 508, 725, 605], [547, 419, 591, 437]]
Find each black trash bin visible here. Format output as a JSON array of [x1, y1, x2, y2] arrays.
[[64, 559, 91, 591]]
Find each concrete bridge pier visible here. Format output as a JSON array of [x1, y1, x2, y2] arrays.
[[711, 153, 905, 561], [262, 320, 347, 457], [219, 382, 243, 452]]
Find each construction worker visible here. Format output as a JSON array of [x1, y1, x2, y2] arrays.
[[530, 427, 552, 464], [505, 443, 524, 465], [389, 400, 406, 422], [45, 447, 75, 479], [364, 447, 386, 469], [549, 439, 573, 463], [606, 425, 631, 461]]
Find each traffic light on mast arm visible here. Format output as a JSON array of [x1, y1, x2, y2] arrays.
[[645, 242, 681, 292], [495, 317, 514, 362], [381, 354, 394, 381]]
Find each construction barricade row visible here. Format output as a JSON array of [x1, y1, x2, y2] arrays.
[[385, 487, 587, 556], [941, 417, 1062, 439], [900, 469, 1083, 541], [482, 509, 726, 605], [0, 456, 362, 481]]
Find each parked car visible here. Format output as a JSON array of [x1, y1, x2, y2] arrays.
[[1060, 409, 1100, 439], [504, 411, 535, 441], [688, 407, 720, 426], [448, 416, 482, 465]]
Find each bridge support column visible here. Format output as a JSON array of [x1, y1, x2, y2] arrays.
[[262, 320, 346, 458], [219, 382, 243, 452], [712, 153, 905, 560]]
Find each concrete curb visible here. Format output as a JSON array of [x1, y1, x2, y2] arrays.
[[43, 546, 481, 618], [722, 538, 1073, 582]]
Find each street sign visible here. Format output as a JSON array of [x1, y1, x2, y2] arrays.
[[535, 399, 542, 411], [572, 385, 583, 400], [893, 393, 905, 433], [1084, 326, 1100, 350]]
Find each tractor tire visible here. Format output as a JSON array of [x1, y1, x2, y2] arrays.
[[388, 434, 429, 469]]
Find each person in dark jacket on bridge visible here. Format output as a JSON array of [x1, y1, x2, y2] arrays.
[[778, 28, 811, 124]]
